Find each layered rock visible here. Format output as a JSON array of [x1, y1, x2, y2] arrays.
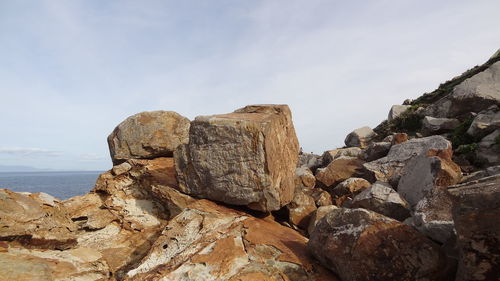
[[448, 175, 500, 281], [344, 126, 377, 148], [308, 208, 449, 281], [125, 200, 337, 281], [175, 104, 299, 212], [0, 189, 77, 250], [108, 111, 190, 165]]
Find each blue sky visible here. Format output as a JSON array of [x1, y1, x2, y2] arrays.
[[1, 0, 499, 171]]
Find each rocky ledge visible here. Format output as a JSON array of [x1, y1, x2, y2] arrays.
[[1, 50, 499, 281]]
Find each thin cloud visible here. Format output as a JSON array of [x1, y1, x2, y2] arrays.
[[79, 153, 106, 162], [0, 147, 62, 157]]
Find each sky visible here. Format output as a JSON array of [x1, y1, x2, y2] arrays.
[[1, 0, 499, 171]]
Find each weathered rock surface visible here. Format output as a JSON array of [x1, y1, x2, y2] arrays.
[[295, 167, 316, 189], [475, 129, 500, 165], [364, 135, 457, 186], [305, 188, 333, 207], [298, 152, 323, 170], [448, 175, 500, 281], [423, 61, 500, 118], [0, 189, 77, 250], [322, 147, 362, 165], [466, 105, 500, 136], [348, 181, 411, 221], [315, 157, 366, 188], [108, 111, 190, 165], [398, 149, 462, 207], [410, 188, 455, 243], [125, 200, 337, 281], [307, 205, 338, 235], [382, 132, 409, 145], [308, 208, 449, 281], [0, 244, 111, 281], [388, 104, 411, 121], [344, 126, 377, 148], [287, 189, 317, 229], [329, 177, 371, 206], [422, 116, 460, 136], [360, 142, 392, 161], [175, 104, 299, 212]]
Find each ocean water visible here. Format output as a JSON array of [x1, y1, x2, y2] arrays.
[[0, 171, 103, 200]]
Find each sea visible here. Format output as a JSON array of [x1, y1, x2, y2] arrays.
[[0, 171, 103, 200]]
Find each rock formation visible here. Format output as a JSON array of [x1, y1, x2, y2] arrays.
[[2, 50, 500, 281]]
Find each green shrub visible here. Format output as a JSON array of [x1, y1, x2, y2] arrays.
[[456, 143, 478, 154], [450, 118, 476, 148]]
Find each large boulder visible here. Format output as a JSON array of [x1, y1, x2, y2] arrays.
[[287, 190, 317, 230], [175, 104, 300, 212], [108, 111, 190, 165], [359, 141, 392, 161], [348, 181, 411, 221], [423, 61, 500, 118], [125, 200, 337, 281], [364, 135, 456, 187], [421, 116, 460, 136], [410, 188, 455, 243], [475, 129, 500, 165], [388, 104, 411, 121], [308, 208, 449, 281], [344, 126, 377, 148], [315, 157, 366, 189], [307, 205, 338, 235], [466, 105, 500, 136], [397, 148, 462, 207], [448, 175, 500, 281]]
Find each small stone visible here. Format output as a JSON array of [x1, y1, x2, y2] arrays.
[[329, 177, 371, 206], [315, 157, 366, 188]]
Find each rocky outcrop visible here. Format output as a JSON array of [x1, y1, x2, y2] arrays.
[[308, 208, 449, 281], [344, 126, 377, 148], [175, 104, 299, 212], [0, 189, 77, 250], [422, 61, 500, 118], [448, 175, 500, 281], [108, 111, 190, 165], [125, 200, 337, 281], [348, 181, 411, 221]]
